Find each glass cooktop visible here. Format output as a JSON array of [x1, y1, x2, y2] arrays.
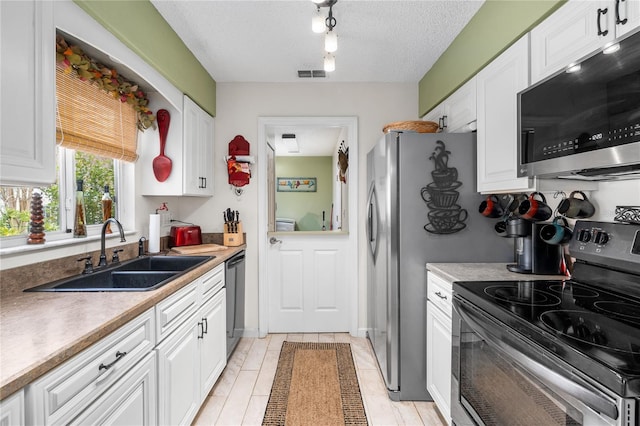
[[454, 279, 640, 397]]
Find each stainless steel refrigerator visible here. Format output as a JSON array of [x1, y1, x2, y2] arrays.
[[366, 131, 513, 400]]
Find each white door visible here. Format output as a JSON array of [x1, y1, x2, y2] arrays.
[[258, 116, 358, 336], [268, 234, 350, 332]]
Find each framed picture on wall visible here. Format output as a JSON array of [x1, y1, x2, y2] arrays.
[[277, 177, 317, 192]]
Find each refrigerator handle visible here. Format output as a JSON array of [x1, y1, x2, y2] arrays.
[[368, 202, 373, 242], [366, 183, 376, 245]]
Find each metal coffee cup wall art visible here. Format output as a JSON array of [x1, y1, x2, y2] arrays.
[[421, 140, 468, 234]]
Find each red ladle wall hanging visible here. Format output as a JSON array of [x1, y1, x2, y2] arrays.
[[153, 109, 172, 182]]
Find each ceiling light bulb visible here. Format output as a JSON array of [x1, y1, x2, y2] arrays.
[[312, 9, 325, 33], [325, 30, 338, 53], [324, 54, 335, 72]]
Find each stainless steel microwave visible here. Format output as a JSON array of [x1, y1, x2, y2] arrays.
[[518, 29, 640, 181]]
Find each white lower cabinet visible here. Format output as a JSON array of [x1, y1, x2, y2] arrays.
[[0, 390, 24, 426], [22, 261, 228, 426], [157, 315, 201, 426], [426, 272, 453, 425], [156, 263, 226, 426], [69, 352, 157, 425], [199, 289, 227, 399], [26, 309, 156, 425]]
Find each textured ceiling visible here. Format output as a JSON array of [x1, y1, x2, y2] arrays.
[[150, 0, 485, 83]]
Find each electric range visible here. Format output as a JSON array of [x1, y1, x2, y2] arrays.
[[452, 221, 640, 425]]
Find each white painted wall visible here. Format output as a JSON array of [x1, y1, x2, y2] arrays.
[[172, 82, 418, 331]]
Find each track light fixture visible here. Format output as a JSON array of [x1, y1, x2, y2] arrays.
[[311, 0, 338, 72]]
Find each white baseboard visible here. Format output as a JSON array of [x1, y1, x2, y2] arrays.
[[242, 328, 261, 338], [356, 328, 369, 338], [243, 328, 368, 339]]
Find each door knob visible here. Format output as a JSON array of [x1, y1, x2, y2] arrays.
[[269, 237, 282, 245]]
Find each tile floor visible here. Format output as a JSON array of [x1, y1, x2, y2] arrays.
[[193, 333, 446, 425]]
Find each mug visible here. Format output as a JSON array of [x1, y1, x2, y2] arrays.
[[558, 191, 595, 219], [506, 193, 528, 214], [518, 192, 552, 222], [479, 195, 503, 218], [540, 216, 573, 245]]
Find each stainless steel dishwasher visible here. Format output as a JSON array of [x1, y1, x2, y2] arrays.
[[225, 250, 245, 359]]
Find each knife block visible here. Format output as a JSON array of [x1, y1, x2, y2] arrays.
[[223, 221, 244, 246]]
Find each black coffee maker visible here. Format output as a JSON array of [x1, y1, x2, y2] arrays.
[[481, 193, 564, 275], [505, 219, 563, 274]]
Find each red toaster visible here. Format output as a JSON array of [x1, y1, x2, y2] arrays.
[[169, 226, 202, 247]]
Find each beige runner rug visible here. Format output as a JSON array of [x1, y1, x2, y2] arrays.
[[262, 342, 368, 425]]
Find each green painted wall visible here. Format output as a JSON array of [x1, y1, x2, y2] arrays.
[[418, 0, 565, 117], [74, 0, 216, 116], [275, 157, 333, 231]]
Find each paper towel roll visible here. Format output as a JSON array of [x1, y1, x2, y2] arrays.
[[149, 214, 161, 253]]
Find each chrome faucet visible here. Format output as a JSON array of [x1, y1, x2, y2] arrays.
[[98, 218, 126, 267]]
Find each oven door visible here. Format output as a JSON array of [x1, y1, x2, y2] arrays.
[[451, 296, 626, 426]]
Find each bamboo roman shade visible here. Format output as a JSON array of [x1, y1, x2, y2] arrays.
[[56, 67, 139, 162]]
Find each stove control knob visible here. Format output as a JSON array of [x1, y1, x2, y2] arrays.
[[578, 229, 592, 243], [594, 231, 609, 245]]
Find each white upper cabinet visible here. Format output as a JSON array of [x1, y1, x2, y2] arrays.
[[140, 95, 214, 197], [423, 78, 477, 133], [442, 77, 477, 133], [531, 0, 640, 84], [476, 35, 534, 194], [0, 0, 56, 186], [183, 96, 214, 196]]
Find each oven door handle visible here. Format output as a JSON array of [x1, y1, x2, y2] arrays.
[[454, 298, 619, 421]]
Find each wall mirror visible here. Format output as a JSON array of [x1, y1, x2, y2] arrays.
[[266, 124, 349, 232]]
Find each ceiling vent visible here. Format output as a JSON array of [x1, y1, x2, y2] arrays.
[[297, 70, 326, 78]]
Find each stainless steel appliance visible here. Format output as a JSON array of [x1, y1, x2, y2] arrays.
[[225, 250, 245, 359], [518, 29, 640, 181], [452, 221, 640, 425], [366, 132, 513, 401]]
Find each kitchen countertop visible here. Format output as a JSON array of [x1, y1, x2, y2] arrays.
[[0, 245, 245, 400], [426, 262, 568, 284]]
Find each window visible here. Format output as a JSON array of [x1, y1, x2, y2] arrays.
[[0, 148, 121, 244]]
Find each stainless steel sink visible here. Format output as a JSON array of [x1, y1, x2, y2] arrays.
[[25, 255, 214, 292]]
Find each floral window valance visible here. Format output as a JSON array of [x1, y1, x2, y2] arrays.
[[55, 35, 156, 131]]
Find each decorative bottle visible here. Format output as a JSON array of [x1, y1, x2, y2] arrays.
[[73, 179, 87, 238], [101, 185, 113, 234]]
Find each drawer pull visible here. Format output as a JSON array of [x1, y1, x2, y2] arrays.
[[198, 322, 205, 339], [98, 351, 127, 371], [435, 291, 448, 300]]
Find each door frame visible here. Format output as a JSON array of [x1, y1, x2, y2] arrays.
[[257, 116, 359, 337]]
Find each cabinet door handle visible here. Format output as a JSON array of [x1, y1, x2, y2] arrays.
[[434, 291, 448, 300], [198, 321, 204, 339], [597, 8, 609, 36], [98, 351, 127, 371], [203, 317, 208, 334], [441, 115, 448, 130], [615, 0, 628, 25]]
